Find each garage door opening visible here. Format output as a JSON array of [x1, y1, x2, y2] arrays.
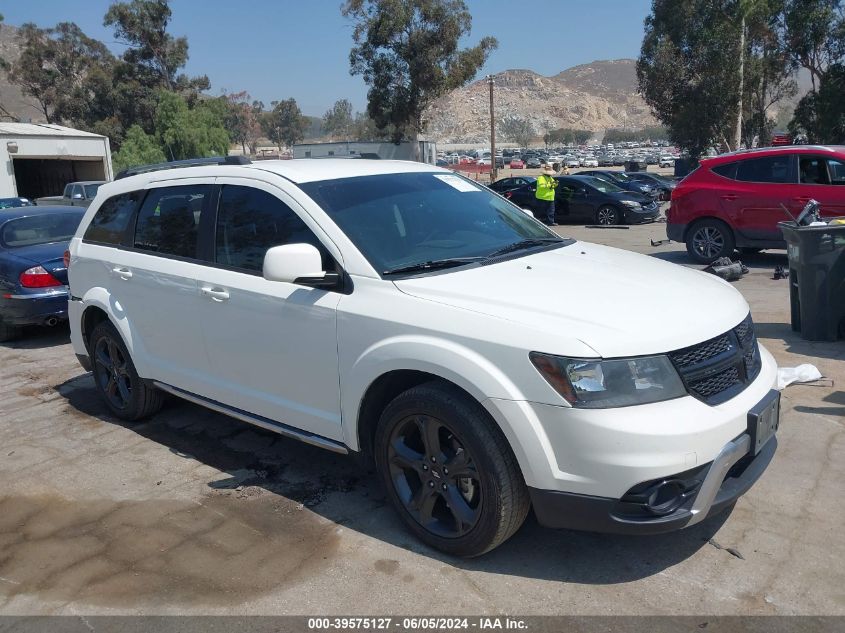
[[12, 158, 106, 200]]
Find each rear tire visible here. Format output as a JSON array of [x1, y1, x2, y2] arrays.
[[686, 218, 736, 264], [374, 381, 530, 557], [89, 321, 163, 421]]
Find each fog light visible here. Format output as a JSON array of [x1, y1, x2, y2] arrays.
[[645, 480, 687, 516]]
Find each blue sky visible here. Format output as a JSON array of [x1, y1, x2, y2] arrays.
[[1, 0, 653, 116]]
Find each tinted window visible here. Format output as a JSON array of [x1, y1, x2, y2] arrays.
[[133, 185, 210, 258], [83, 191, 143, 245], [71, 185, 83, 199], [828, 157, 845, 184], [735, 156, 791, 183], [711, 162, 738, 179], [1, 213, 82, 248], [215, 185, 327, 273], [84, 184, 101, 198], [799, 156, 829, 184]]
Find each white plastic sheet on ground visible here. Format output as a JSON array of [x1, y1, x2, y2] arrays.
[[777, 364, 823, 390]]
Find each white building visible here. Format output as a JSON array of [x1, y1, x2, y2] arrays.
[[0, 123, 113, 200], [292, 140, 437, 164]]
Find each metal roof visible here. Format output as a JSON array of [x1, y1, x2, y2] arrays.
[[0, 122, 106, 138]]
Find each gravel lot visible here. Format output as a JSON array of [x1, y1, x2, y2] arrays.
[[1, 219, 843, 616]]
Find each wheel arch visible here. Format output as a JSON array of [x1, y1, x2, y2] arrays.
[[343, 336, 549, 487], [683, 215, 734, 242], [78, 287, 150, 376]]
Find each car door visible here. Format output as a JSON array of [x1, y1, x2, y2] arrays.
[[718, 154, 797, 242], [93, 181, 214, 392], [195, 179, 343, 442], [796, 154, 845, 218]]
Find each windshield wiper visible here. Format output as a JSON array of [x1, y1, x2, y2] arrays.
[[383, 257, 484, 276], [485, 238, 562, 259]]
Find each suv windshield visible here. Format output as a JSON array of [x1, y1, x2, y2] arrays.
[[300, 172, 566, 274]]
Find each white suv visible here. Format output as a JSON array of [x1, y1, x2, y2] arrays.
[[68, 157, 780, 557]]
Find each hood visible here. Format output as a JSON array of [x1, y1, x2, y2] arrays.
[[394, 242, 749, 358], [6, 242, 69, 284], [607, 190, 652, 204]]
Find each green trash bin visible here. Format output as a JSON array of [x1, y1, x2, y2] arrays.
[[779, 220, 845, 341]]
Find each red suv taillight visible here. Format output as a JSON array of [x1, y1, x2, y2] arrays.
[[20, 266, 62, 288], [63, 249, 71, 269]]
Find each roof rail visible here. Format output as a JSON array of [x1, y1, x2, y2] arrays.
[[114, 155, 251, 180]]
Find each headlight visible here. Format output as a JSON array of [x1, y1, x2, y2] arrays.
[[620, 200, 642, 208], [529, 352, 687, 408]]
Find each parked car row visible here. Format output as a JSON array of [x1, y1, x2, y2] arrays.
[[503, 175, 661, 225]]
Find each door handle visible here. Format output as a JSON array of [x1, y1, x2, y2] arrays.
[[720, 194, 737, 201], [112, 267, 133, 280], [200, 286, 230, 302]]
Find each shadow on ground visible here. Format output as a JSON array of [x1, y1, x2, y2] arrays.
[[0, 322, 70, 350], [54, 373, 731, 588]]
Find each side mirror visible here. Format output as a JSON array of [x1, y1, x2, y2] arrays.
[[72, 193, 83, 200], [521, 208, 535, 217], [263, 243, 338, 288]]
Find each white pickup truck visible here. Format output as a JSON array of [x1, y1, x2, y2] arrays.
[[37, 181, 106, 207]]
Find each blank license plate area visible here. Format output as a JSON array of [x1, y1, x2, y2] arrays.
[[747, 389, 780, 455]]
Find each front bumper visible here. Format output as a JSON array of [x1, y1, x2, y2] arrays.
[[529, 432, 776, 534], [0, 287, 69, 326], [625, 203, 661, 223]]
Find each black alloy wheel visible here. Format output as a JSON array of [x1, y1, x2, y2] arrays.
[[375, 382, 530, 557], [387, 413, 482, 538], [88, 321, 163, 420], [94, 335, 132, 411]]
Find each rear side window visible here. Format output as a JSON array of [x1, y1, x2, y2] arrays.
[[711, 162, 738, 179], [735, 156, 791, 183], [83, 191, 143, 245], [829, 158, 845, 184], [133, 185, 210, 258], [215, 185, 328, 273]]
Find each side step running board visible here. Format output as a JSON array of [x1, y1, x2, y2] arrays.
[[153, 381, 349, 455]]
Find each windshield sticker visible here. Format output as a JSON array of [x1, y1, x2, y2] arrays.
[[434, 174, 482, 192]]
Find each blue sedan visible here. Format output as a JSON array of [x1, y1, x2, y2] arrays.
[[0, 205, 85, 341]]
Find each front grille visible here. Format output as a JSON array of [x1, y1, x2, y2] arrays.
[[689, 366, 740, 399], [669, 334, 733, 368], [669, 314, 761, 405]]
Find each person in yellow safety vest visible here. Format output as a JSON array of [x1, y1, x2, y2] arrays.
[[535, 164, 559, 226]]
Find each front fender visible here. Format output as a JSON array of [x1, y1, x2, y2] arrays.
[[341, 335, 557, 488]]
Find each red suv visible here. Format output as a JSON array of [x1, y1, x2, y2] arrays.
[[667, 146, 845, 263]]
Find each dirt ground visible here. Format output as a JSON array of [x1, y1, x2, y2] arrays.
[[0, 219, 843, 616]]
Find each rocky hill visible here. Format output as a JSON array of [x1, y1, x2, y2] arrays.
[[424, 59, 658, 144], [0, 23, 44, 122]]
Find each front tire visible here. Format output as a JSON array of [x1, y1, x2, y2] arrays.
[[89, 321, 163, 421], [596, 205, 621, 225], [374, 381, 530, 557], [686, 218, 736, 264]]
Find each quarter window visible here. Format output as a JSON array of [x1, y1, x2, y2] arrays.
[[83, 191, 143, 245], [829, 158, 845, 184], [215, 185, 328, 273], [735, 156, 791, 183], [133, 185, 210, 258]]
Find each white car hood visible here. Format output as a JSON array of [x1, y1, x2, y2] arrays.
[[394, 241, 749, 358]]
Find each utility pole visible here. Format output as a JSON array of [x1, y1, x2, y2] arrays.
[[487, 74, 496, 181]]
